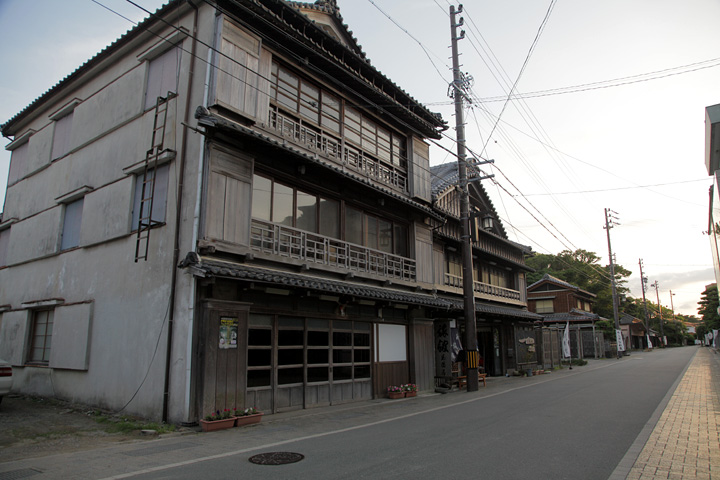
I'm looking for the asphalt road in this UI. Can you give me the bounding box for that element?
[109,347,696,480]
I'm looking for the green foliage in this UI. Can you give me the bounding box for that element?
[595,319,615,338]
[526,249,631,319]
[698,284,720,331]
[94,415,176,434]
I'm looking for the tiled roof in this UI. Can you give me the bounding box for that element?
[527,273,596,298]
[430,163,526,248]
[179,253,541,320]
[3,0,446,138]
[542,310,604,323]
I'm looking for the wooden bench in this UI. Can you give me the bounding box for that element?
[457,373,487,389]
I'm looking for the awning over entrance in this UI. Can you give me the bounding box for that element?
[181,254,454,308]
[179,253,541,321]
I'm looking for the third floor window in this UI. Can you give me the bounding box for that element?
[269,61,407,170]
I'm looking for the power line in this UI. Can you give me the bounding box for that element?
[481,0,556,155]
[521,179,709,196]
[479,56,720,102]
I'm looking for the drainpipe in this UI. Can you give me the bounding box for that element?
[163,0,199,424]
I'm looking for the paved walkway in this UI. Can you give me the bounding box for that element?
[623,348,720,480]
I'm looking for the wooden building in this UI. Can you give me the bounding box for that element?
[0,0,537,423]
[430,163,540,376]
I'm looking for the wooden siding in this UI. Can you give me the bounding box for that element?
[200,301,251,419]
[216,20,265,121]
[414,222,434,285]
[373,361,408,397]
[204,147,253,246]
[409,320,434,392]
[410,137,431,202]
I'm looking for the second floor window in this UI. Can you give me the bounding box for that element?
[60,198,84,250]
[482,265,513,289]
[535,299,554,314]
[251,174,408,257]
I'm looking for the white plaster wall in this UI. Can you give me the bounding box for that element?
[0,3,225,423]
[6,208,61,263]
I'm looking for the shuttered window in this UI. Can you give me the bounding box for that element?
[8,141,28,184]
[51,112,73,160]
[145,46,179,110]
[60,198,83,250]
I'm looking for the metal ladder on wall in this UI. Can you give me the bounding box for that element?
[134,93,174,262]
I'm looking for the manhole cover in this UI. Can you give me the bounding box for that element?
[248,452,304,465]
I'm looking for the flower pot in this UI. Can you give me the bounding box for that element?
[199,417,236,432]
[404,391,417,397]
[235,413,263,427]
[388,391,404,399]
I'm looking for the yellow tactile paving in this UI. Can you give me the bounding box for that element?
[627,348,720,480]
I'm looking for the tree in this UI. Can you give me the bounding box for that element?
[526,249,631,319]
[697,284,720,341]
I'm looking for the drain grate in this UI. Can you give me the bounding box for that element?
[248,452,304,465]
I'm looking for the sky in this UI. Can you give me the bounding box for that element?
[1,0,718,316]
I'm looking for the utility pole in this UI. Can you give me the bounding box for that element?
[638,259,651,345]
[604,208,621,358]
[651,281,664,347]
[669,290,676,323]
[450,4,478,391]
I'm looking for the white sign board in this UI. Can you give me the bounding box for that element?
[616,329,625,352]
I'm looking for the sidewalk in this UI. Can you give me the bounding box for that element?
[620,348,720,480]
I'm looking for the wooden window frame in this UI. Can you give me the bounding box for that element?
[28,309,54,366]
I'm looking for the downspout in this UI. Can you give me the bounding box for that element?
[163,0,199,424]
[183,7,215,421]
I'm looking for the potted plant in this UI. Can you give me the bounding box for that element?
[235,406,264,427]
[200,408,236,432]
[387,385,404,399]
[401,383,417,397]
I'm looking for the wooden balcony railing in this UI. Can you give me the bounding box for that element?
[268,107,408,192]
[251,219,416,282]
[444,273,522,302]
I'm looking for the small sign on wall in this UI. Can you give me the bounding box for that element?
[219,316,238,349]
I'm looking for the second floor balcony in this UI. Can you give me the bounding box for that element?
[250,219,416,283]
[444,273,524,304]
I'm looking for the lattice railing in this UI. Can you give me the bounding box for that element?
[269,107,408,192]
[444,273,521,301]
[251,219,416,282]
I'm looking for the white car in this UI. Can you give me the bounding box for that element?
[0,359,12,404]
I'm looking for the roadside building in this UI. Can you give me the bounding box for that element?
[430,163,540,377]
[0,0,536,423]
[527,273,605,360]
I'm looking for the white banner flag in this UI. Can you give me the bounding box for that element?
[616,329,625,352]
[647,334,653,349]
[562,322,571,358]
